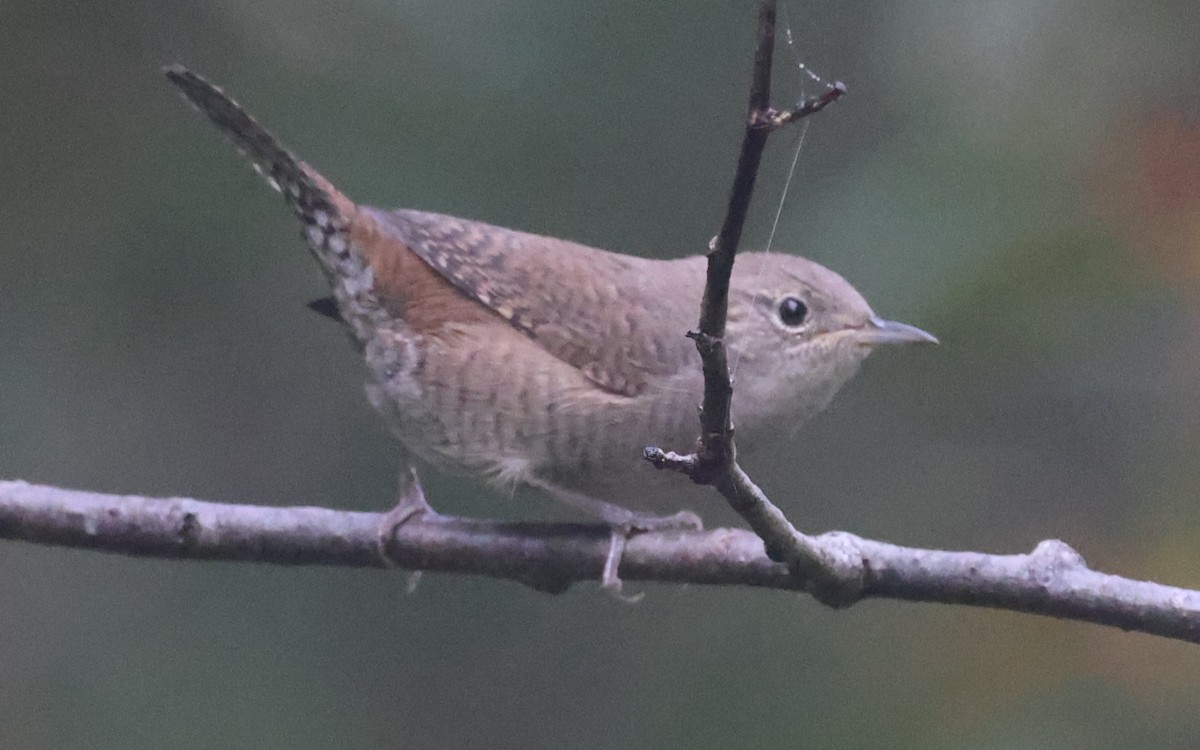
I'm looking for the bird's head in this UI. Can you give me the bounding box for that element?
[726,253,936,439]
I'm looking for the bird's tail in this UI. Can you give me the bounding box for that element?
[163,65,364,275]
[163,65,399,347]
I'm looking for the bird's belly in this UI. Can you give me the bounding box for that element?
[364,326,707,512]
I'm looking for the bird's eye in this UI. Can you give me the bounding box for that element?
[777,296,808,327]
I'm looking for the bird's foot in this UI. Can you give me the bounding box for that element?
[526,477,703,600]
[376,467,437,569]
[600,532,641,602]
[600,510,704,602]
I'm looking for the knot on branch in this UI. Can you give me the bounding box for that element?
[176,511,202,548]
[687,330,721,357]
[692,433,734,486]
[1029,539,1087,583]
[791,531,868,608]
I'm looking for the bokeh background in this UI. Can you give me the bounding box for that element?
[3,0,1200,747]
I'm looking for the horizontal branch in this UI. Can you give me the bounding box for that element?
[3,480,1199,643]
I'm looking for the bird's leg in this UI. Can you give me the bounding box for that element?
[530,479,702,600]
[376,465,437,569]
[600,533,639,602]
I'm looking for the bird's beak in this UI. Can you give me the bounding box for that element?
[856,316,939,346]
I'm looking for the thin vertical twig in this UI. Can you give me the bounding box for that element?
[649,0,860,603]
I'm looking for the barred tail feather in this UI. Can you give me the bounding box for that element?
[163,66,336,214]
[165,66,361,266]
[164,65,389,347]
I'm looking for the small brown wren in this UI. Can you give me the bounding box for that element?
[164,66,934,585]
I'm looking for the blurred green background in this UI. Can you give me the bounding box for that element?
[3,0,1200,747]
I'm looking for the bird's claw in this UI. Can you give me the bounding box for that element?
[376,468,436,569]
[600,510,703,601]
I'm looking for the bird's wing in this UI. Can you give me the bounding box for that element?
[373,208,702,397]
[163,66,701,398]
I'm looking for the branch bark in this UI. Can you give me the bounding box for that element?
[3,480,1198,643]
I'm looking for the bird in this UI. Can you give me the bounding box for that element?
[163,65,935,593]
